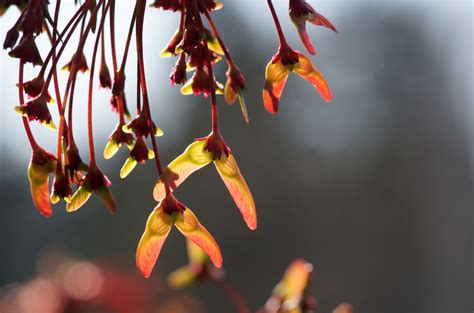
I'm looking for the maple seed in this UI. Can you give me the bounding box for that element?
[153,134,257,230]
[28,146,57,217]
[263,46,332,114]
[289,0,337,55]
[136,195,222,278]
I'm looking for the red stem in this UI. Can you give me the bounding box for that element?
[109,0,118,71]
[87,1,111,164]
[203,9,236,68]
[119,5,137,73]
[136,0,164,175]
[39,0,89,81]
[18,61,38,149]
[211,277,251,313]
[266,0,289,47]
[192,0,219,134]
[46,0,65,161]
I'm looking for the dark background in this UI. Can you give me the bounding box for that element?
[0,1,472,312]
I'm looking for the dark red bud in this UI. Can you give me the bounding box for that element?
[226,65,245,93]
[170,54,187,85]
[162,194,186,215]
[161,30,183,57]
[99,61,112,89]
[52,169,72,199]
[125,111,158,138]
[22,75,46,99]
[18,6,44,35]
[112,70,126,95]
[66,141,87,175]
[151,0,183,11]
[130,136,150,164]
[86,163,111,191]
[3,26,19,50]
[199,131,230,160]
[15,94,53,127]
[62,53,89,73]
[274,45,299,66]
[179,24,203,52]
[8,35,43,66]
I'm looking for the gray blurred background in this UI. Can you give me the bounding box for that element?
[0,1,473,312]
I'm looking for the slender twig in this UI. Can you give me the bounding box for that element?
[87,1,111,164]
[18,61,38,149]
[210,276,251,313]
[136,0,164,175]
[191,0,220,134]
[266,0,289,47]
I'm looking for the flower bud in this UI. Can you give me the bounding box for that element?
[8,35,43,66]
[62,52,89,73]
[99,61,112,89]
[15,94,55,129]
[3,26,19,50]
[170,54,187,85]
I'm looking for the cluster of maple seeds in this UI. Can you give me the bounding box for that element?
[2,0,336,282]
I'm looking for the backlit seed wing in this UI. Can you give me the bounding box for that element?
[292,52,332,102]
[96,185,116,214]
[28,162,53,217]
[136,205,173,278]
[214,153,257,230]
[168,266,197,289]
[153,140,213,202]
[175,208,223,268]
[332,303,354,313]
[283,259,313,299]
[263,59,290,114]
[66,186,92,212]
[291,15,317,55]
[308,11,338,33]
[103,140,120,160]
[187,239,209,265]
[120,157,137,179]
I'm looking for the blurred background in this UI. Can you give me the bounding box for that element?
[0,1,472,312]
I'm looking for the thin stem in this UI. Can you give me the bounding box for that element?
[203,8,236,68]
[109,0,118,71]
[192,0,219,134]
[63,0,105,146]
[211,277,251,313]
[100,1,107,66]
[18,61,38,149]
[39,1,89,80]
[266,0,289,47]
[46,0,65,161]
[87,1,111,164]
[136,58,141,114]
[136,0,164,173]
[136,0,164,175]
[119,4,137,73]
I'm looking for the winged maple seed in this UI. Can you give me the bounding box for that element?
[2,1,341,306]
[15,92,56,129]
[153,132,257,230]
[168,239,218,288]
[263,44,332,114]
[259,259,354,313]
[66,163,116,214]
[136,194,222,278]
[28,146,57,217]
[289,0,338,55]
